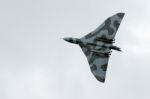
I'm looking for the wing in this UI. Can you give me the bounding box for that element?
[79,13,125,82]
[81,13,125,43]
[79,44,110,82]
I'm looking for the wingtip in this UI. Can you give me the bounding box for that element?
[117,12,125,18]
[94,75,106,83]
[117,12,125,14]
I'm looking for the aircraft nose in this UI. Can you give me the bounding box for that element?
[63,37,73,43]
[63,37,74,43]
[63,38,70,42]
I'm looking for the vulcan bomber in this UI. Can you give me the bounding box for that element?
[64,13,125,82]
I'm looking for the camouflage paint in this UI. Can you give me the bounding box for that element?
[64,12,125,82]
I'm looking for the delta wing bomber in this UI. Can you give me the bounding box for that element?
[63,13,125,82]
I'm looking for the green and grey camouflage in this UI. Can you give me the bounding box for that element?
[64,12,125,82]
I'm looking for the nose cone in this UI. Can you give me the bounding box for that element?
[63,37,79,44]
[63,37,70,42]
[63,37,74,43]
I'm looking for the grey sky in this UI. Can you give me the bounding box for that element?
[0,0,150,99]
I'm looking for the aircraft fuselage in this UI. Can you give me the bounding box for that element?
[63,37,121,52]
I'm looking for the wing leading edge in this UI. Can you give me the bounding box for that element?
[81,13,125,43]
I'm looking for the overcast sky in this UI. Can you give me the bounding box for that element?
[0,0,150,99]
